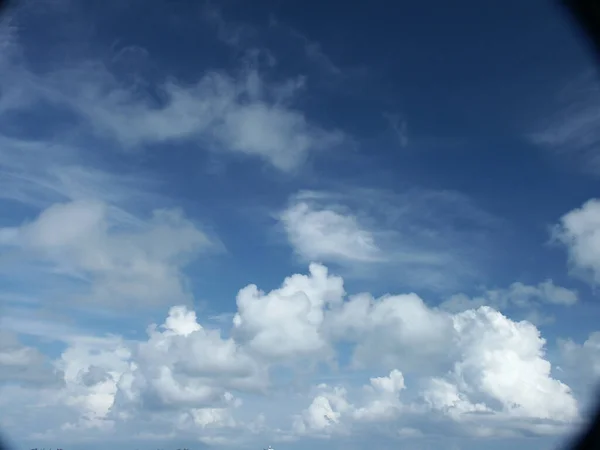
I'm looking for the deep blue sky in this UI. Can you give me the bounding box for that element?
[1,1,600,449]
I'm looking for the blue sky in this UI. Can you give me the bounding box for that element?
[1,0,600,449]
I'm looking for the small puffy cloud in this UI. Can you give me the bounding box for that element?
[280,199,384,264]
[352,370,406,422]
[293,370,408,438]
[0,200,214,307]
[554,198,600,285]
[293,385,352,436]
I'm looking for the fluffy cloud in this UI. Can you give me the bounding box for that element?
[233,263,345,361]
[327,292,454,372]
[554,198,600,284]
[115,305,266,416]
[293,370,407,437]
[57,335,131,431]
[0,200,214,307]
[1,264,580,446]
[280,197,384,264]
[425,307,577,423]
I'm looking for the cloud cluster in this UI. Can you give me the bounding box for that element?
[3,263,583,446]
[1,3,599,449]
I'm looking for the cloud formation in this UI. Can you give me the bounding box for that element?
[2,264,583,446]
[1,23,345,172]
[0,200,214,308]
[530,73,600,174]
[278,189,502,291]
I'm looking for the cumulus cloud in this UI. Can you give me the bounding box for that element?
[1,264,580,445]
[327,292,454,372]
[292,371,407,437]
[57,335,132,431]
[116,305,266,414]
[424,307,578,423]
[554,198,600,285]
[233,263,345,361]
[0,200,215,307]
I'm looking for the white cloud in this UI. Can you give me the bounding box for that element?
[4,264,580,445]
[440,279,578,313]
[0,199,215,307]
[292,370,408,438]
[293,385,352,436]
[425,307,578,423]
[278,189,500,290]
[530,72,600,174]
[327,292,454,372]
[280,198,384,263]
[233,263,345,361]
[119,305,267,412]
[554,198,600,285]
[0,31,345,172]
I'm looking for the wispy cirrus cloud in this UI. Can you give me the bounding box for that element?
[529,72,600,174]
[441,279,578,313]
[0,8,347,174]
[278,188,502,291]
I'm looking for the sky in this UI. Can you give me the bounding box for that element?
[1,0,600,449]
